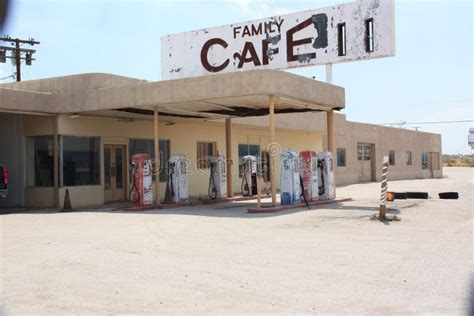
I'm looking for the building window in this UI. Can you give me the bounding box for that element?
[238,144,260,177]
[61,136,100,186]
[365,18,374,53]
[129,139,170,182]
[197,141,217,169]
[336,148,346,167]
[26,136,54,187]
[389,150,395,166]
[405,151,412,166]
[357,144,371,161]
[422,152,430,170]
[337,23,346,56]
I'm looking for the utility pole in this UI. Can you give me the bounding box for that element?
[0,36,40,81]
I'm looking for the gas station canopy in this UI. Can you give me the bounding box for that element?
[0,70,344,119]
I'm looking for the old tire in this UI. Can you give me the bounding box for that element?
[439,192,459,199]
[406,192,429,199]
[393,192,408,200]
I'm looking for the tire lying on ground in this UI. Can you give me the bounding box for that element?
[393,192,408,200]
[438,192,459,199]
[406,192,429,199]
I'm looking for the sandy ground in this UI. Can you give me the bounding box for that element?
[0,167,472,314]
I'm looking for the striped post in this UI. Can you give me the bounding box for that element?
[379,156,389,220]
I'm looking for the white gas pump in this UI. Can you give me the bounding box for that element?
[280,150,301,205]
[241,155,257,196]
[299,150,319,202]
[208,155,227,199]
[317,151,335,200]
[168,155,189,203]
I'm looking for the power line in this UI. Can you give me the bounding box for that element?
[380,120,474,126]
[0,35,40,82]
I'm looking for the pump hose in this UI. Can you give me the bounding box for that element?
[168,162,175,200]
[128,174,140,203]
[241,164,251,196]
[208,163,217,199]
[318,160,325,195]
[299,175,310,209]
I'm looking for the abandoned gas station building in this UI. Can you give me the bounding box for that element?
[0,71,442,208]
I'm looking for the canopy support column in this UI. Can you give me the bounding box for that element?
[269,95,277,207]
[153,107,160,206]
[225,118,233,198]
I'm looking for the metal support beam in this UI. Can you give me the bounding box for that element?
[269,95,277,206]
[153,107,160,206]
[53,115,59,208]
[225,118,233,198]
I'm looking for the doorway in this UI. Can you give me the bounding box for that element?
[104,144,127,203]
[357,143,375,182]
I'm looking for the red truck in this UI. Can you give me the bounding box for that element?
[0,165,8,198]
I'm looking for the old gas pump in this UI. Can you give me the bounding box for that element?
[280,150,301,205]
[208,155,227,199]
[168,155,189,203]
[129,153,154,206]
[299,150,319,202]
[317,151,335,200]
[241,155,257,196]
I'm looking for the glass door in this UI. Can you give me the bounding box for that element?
[104,145,127,203]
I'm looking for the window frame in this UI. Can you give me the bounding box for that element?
[405,151,412,166]
[238,143,261,177]
[196,141,217,169]
[357,143,371,161]
[60,135,101,187]
[421,152,430,170]
[389,150,395,166]
[365,18,374,53]
[336,148,346,167]
[337,23,346,57]
[26,135,54,188]
[128,138,170,183]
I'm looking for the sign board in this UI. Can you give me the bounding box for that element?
[161,0,395,80]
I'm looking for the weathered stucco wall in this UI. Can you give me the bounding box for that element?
[19,111,442,208]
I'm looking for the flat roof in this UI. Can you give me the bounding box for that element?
[0,70,345,119]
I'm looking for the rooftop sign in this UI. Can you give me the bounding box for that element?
[161,0,395,80]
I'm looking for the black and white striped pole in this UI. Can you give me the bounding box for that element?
[379,156,389,220]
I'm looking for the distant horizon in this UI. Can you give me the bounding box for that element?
[0,0,472,154]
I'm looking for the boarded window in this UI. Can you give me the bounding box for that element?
[337,148,346,167]
[422,152,430,170]
[405,151,412,166]
[389,150,395,166]
[197,141,217,169]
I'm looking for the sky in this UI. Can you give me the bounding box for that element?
[1,0,473,154]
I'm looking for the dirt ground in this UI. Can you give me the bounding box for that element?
[1,167,472,314]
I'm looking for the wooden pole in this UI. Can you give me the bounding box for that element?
[225,118,233,198]
[379,156,389,220]
[53,115,59,207]
[269,95,277,206]
[153,107,160,206]
[327,110,335,156]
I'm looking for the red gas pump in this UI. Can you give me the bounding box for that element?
[130,154,154,207]
[299,151,319,202]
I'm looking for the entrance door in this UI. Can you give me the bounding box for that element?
[357,143,374,182]
[104,145,126,203]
